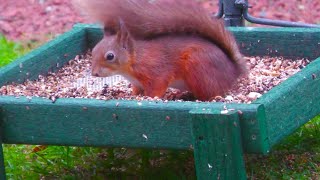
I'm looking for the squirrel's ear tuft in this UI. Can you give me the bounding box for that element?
[116,19,134,51]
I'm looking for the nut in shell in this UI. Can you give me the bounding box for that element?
[247,92,262,101]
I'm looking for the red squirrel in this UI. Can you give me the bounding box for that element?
[73,0,247,101]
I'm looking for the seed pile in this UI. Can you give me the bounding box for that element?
[0,53,310,103]
[223,56,309,103]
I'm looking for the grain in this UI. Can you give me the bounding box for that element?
[0,52,310,103]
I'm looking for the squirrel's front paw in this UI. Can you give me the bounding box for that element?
[131,85,144,96]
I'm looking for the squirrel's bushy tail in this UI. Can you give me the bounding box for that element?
[73,0,246,74]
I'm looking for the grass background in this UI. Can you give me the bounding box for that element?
[1,35,320,179]
[0,35,26,67]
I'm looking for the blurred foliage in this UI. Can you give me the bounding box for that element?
[0,34,26,67]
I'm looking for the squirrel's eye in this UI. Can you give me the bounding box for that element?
[105,51,115,61]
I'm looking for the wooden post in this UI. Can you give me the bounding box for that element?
[190,109,246,180]
[0,107,6,179]
[0,143,5,180]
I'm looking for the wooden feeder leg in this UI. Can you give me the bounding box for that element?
[0,107,6,180]
[0,143,5,180]
[190,110,246,180]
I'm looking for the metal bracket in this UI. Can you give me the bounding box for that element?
[215,0,320,28]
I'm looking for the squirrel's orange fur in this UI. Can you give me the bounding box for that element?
[73,0,247,101]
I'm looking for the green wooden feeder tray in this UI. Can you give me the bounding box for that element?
[0,24,320,179]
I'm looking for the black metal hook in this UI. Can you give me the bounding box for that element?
[214,0,320,28]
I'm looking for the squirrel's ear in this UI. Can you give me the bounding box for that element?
[116,19,134,51]
[104,26,116,36]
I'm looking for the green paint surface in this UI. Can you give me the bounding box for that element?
[0,96,266,153]
[190,110,246,179]
[0,25,320,179]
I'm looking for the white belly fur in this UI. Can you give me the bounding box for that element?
[121,74,143,88]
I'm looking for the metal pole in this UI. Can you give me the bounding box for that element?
[242,8,320,28]
[223,0,245,26]
[235,0,320,28]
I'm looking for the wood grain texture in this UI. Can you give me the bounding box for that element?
[73,24,103,50]
[0,27,87,87]
[230,27,320,59]
[190,110,246,180]
[0,96,267,153]
[255,57,320,146]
